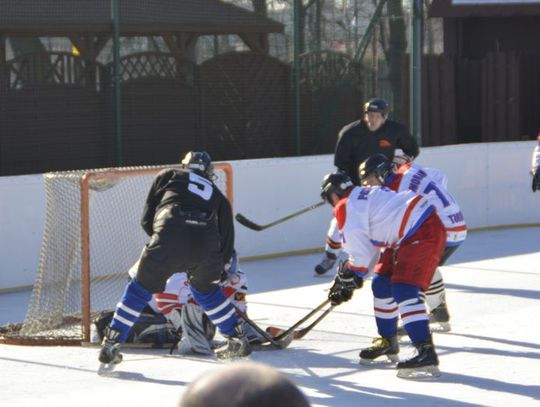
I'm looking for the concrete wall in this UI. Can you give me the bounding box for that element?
[1,142,539,291]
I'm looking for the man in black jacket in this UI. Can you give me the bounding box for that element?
[314,98,419,275]
[334,98,419,185]
[98,152,251,373]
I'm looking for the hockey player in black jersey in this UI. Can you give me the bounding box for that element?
[98,151,251,372]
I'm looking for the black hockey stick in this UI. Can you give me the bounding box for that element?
[265,299,331,341]
[235,201,326,231]
[233,305,294,349]
[266,300,334,340]
[290,305,335,339]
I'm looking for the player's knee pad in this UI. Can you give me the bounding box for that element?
[391,282,420,304]
[371,274,392,298]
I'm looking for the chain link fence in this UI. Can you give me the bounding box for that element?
[0,0,443,175]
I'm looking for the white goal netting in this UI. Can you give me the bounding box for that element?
[0,164,232,345]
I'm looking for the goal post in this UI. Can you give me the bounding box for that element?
[0,163,233,346]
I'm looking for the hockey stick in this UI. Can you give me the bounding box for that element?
[235,201,325,231]
[290,305,335,339]
[266,301,334,340]
[233,305,294,349]
[266,299,331,341]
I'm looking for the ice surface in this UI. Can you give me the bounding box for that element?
[1,227,539,407]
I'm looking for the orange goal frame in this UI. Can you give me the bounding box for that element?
[79,164,233,343]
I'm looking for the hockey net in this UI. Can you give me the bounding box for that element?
[0,163,233,345]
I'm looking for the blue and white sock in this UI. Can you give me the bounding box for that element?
[392,283,430,344]
[190,286,238,336]
[371,274,399,337]
[109,279,152,342]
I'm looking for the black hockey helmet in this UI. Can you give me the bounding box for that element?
[181,151,214,179]
[363,98,389,117]
[320,171,354,203]
[358,154,395,186]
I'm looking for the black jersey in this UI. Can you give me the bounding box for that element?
[140,168,234,263]
[334,119,419,185]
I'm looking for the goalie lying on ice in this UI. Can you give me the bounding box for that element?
[94,255,263,355]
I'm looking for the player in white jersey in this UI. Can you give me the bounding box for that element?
[531,134,540,192]
[315,160,448,277]
[359,154,467,331]
[320,172,446,378]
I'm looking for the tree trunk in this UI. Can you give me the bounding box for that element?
[252,0,267,16]
[313,0,323,52]
[386,0,407,122]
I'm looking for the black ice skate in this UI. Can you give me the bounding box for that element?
[97,327,123,375]
[429,302,451,332]
[215,322,252,360]
[396,338,441,379]
[314,252,337,275]
[359,336,399,365]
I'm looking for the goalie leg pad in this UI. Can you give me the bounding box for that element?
[191,286,238,336]
[175,303,215,355]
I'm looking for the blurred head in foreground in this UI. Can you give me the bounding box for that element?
[179,361,311,407]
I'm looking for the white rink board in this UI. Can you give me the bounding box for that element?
[1,141,539,289]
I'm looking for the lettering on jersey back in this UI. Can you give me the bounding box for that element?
[409,169,428,193]
[357,188,370,200]
[448,211,464,224]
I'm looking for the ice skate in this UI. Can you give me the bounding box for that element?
[314,252,337,275]
[215,322,252,360]
[396,339,441,379]
[97,327,123,375]
[241,319,266,345]
[429,302,451,332]
[359,336,399,365]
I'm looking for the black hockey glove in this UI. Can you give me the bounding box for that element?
[328,261,364,306]
[532,168,540,192]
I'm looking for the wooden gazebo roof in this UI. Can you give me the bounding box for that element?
[0,0,284,35]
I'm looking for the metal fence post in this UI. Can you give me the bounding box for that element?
[112,0,123,165]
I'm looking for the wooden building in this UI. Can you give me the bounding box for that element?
[421,0,540,145]
[0,0,287,175]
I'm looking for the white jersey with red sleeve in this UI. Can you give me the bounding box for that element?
[148,270,249,315]
[396,162,449,189]
[387,165,467,246]
[334,186,435,274]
